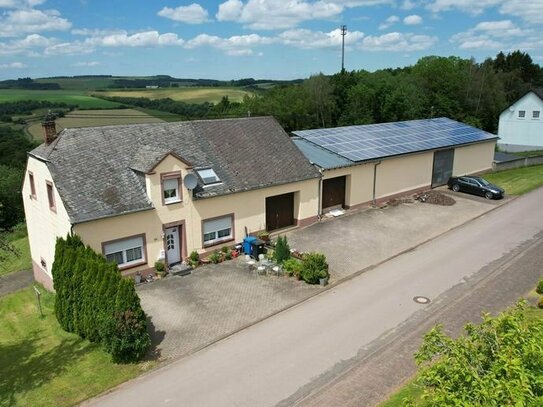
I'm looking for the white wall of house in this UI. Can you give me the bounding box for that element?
[498,92,543,151]
[22,157,73,290]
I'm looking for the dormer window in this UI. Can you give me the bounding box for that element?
[161,172,182,205]
[197,168,221,185]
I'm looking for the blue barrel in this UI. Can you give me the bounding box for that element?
[243,236,257,255]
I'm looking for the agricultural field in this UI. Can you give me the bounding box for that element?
[0,89,121,109]
[95,87,252,104]
[26,109,165,140]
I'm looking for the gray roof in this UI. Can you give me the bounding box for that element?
[30,117,319,224]
[293,118,498,164]
[292,137,352,169]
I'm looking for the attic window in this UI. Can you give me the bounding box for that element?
[197,168,221,185]
[518,110,526,118]
[533,111,540,119]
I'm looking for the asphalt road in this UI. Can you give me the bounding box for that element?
[84,187,543,407]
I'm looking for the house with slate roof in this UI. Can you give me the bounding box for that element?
[498,89,543,152]
[23,115,497,290]
[23,116,320,289]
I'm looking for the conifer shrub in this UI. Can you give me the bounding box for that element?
[536,278,543,295]
[274,236,291,264]
[51,235,150,363]
[300,252,329,284]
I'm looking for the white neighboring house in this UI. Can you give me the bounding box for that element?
[498,89,543,152]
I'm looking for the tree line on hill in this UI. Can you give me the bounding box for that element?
[0,100,75,123]
[95,51,542,134]
[0,77,61,90]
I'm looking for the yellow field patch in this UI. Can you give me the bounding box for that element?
[27,109,163,140]
[96,87,251,104]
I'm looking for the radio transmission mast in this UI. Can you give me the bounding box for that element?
[340,25,347,71]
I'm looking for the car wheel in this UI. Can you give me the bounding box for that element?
[485,191,493,200]
[452,184,460,192]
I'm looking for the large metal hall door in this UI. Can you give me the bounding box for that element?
[432,149,454,187]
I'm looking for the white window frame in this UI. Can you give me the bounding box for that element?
[103,235,145,268]
[533,110,540,119]
[163,177,181,204]
[196,168,221,185]
[202,215,233,246]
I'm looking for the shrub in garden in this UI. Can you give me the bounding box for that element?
[274,236,291,264]
[51,235,150,363]
[536,278,543,295]
[538,296,543,309]
[154,261,165,273]
[282,258,302,278]
[300,252,329,284]
[209,251,221,264]
[188,250,200,267]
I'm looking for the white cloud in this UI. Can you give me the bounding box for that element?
[279,27,364,48]
[426,0,501,15]
[360,32,437,51]
[400,0,416,10]
[185,32,273,55]
[451,20,531,50]
[379,15,399,30]
[0,0,45,8]
[0,61,27,69]
[44,41,94,55]
[0,33,52,55]
[73,61,100,67]
[87,30,184,47]
[0,8,71,37]
[215,0,344,30]
[216,0,243,20]
[426,0,543,24]
[403,14,422,25]
[157,3,209,24]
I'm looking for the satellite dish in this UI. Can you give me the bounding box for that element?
[183,173,198,190]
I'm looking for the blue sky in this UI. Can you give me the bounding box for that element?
[0,0,542,80]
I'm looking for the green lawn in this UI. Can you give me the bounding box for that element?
[511,150,543,158]
[0,287,154,407]
[485,164,543,195]
[0,89,121,109]
[1,225,31,276]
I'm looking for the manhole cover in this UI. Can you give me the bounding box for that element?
[413,296,431,304]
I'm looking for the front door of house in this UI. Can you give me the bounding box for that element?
[165,226,181,265]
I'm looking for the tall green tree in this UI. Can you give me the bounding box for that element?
[414,302,543,406]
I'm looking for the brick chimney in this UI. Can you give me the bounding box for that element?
[42,114,57,145]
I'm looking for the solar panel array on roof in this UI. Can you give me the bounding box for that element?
[292,117,498,163]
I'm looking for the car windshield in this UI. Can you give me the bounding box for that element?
[475,177,491,186]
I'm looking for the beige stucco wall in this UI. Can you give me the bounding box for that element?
[375,152,434,199]
[453,141,496,176]
[22,157,72,282]
[74,154,319,273]
[323,164,374,208]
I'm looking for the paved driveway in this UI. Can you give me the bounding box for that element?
[138,260,318,360]
[287,189,510,279]
[138,189,509,361]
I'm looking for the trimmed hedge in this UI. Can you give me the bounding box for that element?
[536,279,543,295]
[52,235,150,363]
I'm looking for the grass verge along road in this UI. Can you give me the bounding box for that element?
[0,287,154,407]
[485,164,543,195]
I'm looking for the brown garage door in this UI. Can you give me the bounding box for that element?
[322,176,346,210]
[266,192,294,231]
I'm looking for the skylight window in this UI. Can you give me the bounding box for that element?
[197,168,221,185]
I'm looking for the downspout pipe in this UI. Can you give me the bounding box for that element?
[372,161,382,207]
[317,165,323,218]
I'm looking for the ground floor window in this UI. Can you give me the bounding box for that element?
[103,235,145,267]
[203,215,233,246]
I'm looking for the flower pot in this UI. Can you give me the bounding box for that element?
[319,277,329,287]
[134,273,141,284]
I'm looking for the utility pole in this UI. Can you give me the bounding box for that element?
[340,25,347,72]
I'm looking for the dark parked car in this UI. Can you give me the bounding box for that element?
[447,176,504,200]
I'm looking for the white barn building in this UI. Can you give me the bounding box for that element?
[498,89,543,152]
